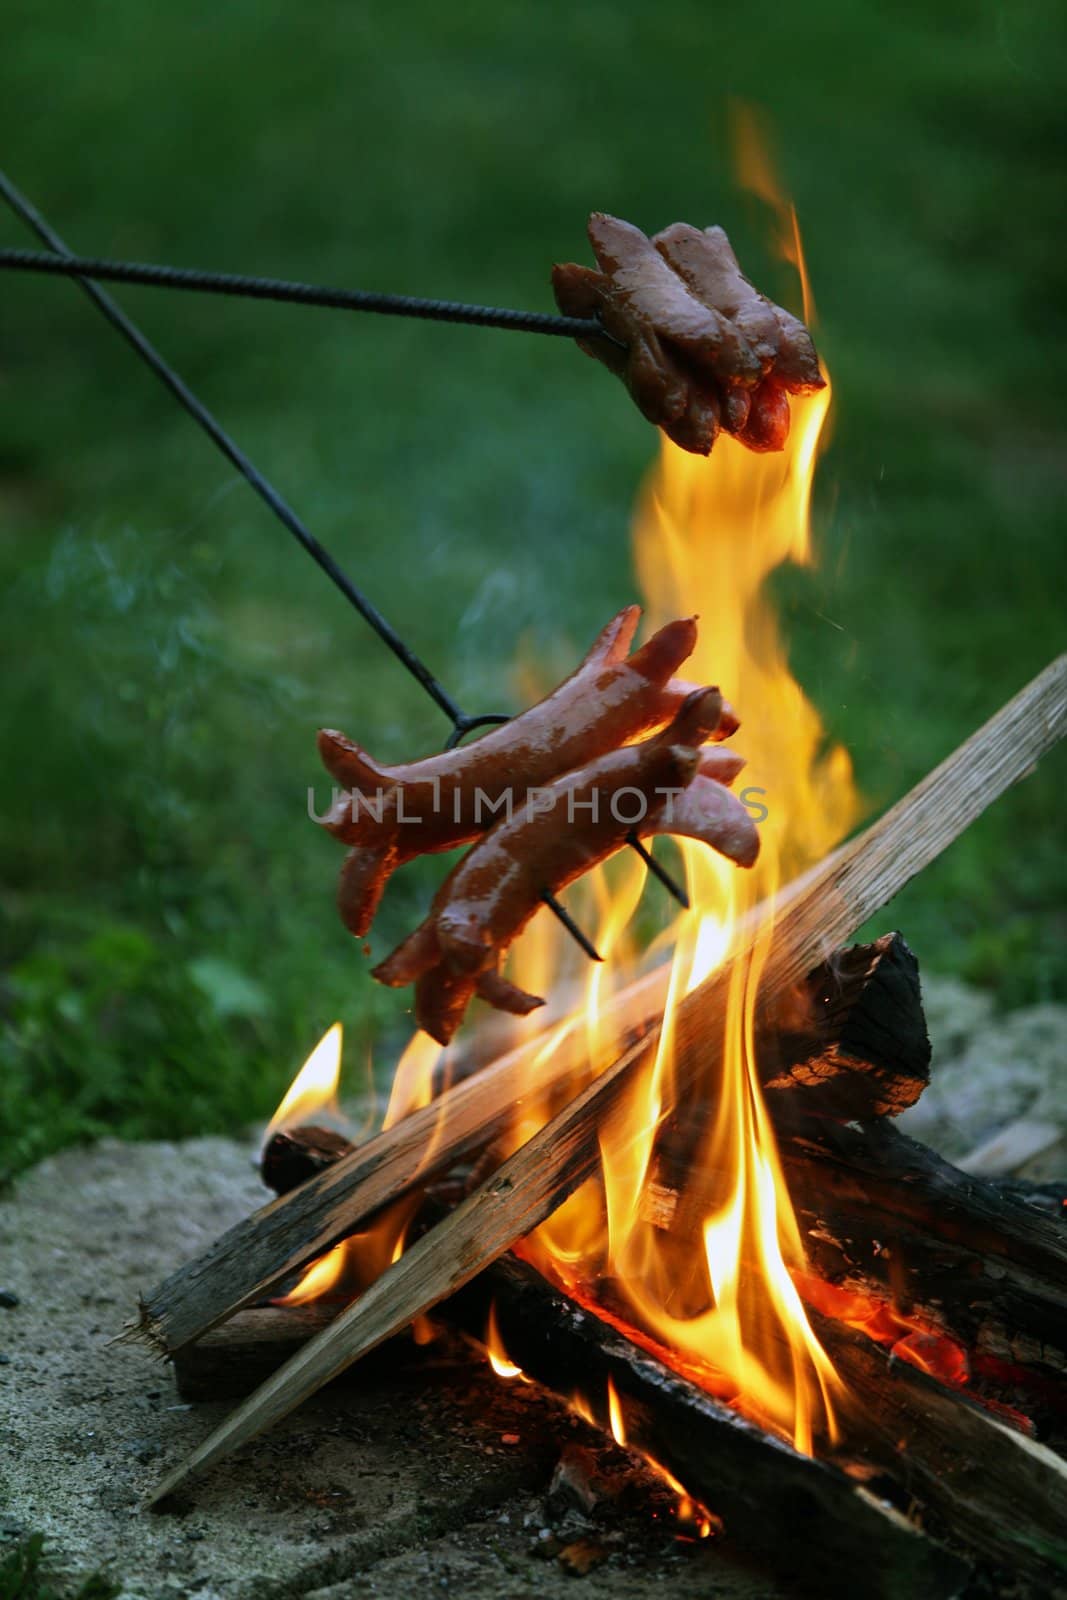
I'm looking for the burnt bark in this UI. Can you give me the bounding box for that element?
[137,934,929,1357]
[649,1117,1067,1384]
[170,1248,1067,1593]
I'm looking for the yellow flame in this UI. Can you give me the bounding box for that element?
[607,1376,627,1446]
[570,1391,596,1427]
[486,1302,523,1378]
[605,1376,717,1538]
[510,146,859,1453]
[264,1022,342,1142]
[263,1020,419,1305]
[276,1239,348,1306]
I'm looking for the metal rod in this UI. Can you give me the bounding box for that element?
[0,174,686,956]
[0,173,464,725]
[539,891,603,963]
[0,244,610,342]
[626,834,690,910]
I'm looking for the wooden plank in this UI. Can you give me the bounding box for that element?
[147,654,1067,1499]
[171,1255,1067,1590]
[138,929,930,1355]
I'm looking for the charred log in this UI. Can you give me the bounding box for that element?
[137,932,929,1358]
[259,1125,353,1197]
[169,1248,1067,1594]
[648,1117,1067,1384]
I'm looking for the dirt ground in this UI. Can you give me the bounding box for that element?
[0,1135,783,1600]
[2,975,1064,1599]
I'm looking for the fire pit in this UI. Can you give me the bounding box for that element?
[130,255,1066,1591]
[1,153,1064,1599]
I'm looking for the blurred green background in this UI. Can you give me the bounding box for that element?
[1,1,1064,1180]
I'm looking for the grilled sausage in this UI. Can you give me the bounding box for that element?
[319,607,735,936]
[553,213,824,456]
[373,689,756,1043]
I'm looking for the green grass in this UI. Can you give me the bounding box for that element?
[0,1536,118,1600]
[1,1,1064,1179]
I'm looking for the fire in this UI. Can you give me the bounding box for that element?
[505,144,859,1454]
[606,1375,627,1445]
[486,1302,524,1379]
[265,1021,418,1305]
[269,133,869,1477]
[277,1240,348,1306]
[263,1022,343,1143]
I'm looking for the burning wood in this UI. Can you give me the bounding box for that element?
[169,1112,1067,1591]
[139,930,927,1359]
[648,1116,1067,1386]
[138,655,1065,1365]
[137,664,1066,1596]
[142,657,1065,1509]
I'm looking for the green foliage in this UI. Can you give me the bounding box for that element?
[0,1536,118,1600]
[0,1,1064,1179]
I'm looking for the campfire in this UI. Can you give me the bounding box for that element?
[127,190,1067,1596]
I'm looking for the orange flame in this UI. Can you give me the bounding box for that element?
[486,1302,524,1379]
[277,1240,349,1306]
[606,1375,627,1445]
[264,1021,418,1305]
[263,1022,342,1144]
[270,127,871,1477]
[502,135,859,1455]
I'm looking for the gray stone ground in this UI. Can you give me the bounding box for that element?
[0,1141,773,1600]
[1,976,1064,1599]
[898,978,1066,1174]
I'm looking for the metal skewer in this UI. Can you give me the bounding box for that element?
[0,244,618,343]
[0,173,690,963]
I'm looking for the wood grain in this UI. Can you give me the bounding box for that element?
[147,654,1066,1499]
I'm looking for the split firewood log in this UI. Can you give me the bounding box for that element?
[373,688,758,1043]
[317,605,736,937]
[552,213,824,455]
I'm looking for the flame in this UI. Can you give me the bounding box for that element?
[264,1019,419,1305]
[486,1302,524,1378]
[271,129,875,1484]
[263,1022,343,1143]
[595,161,856,1444]
[606,1375,627,1445]
[650,1461,717,1541]
[503,134,860,1456]
[277,1240,348,1306]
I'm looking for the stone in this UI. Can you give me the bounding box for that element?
[0,1137,780,1600]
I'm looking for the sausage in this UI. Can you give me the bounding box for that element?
[653,222,784,376]
[373,689,752,1043]
[318,606,736,935]
[735,377,791,453]
[585,213,760,387]
[639,759,760,870]
[552,213,824,457]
